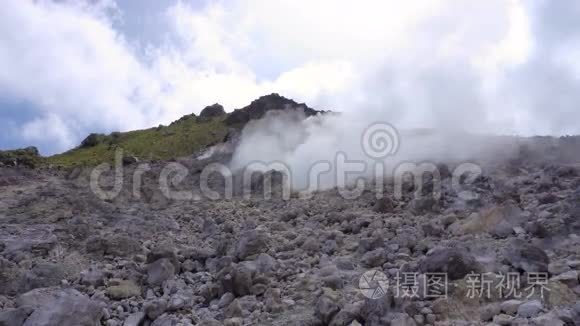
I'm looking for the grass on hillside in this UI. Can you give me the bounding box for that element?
[0,147,43,168]
[46,116,229,167]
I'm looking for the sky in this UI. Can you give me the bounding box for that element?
[1,0,580,155]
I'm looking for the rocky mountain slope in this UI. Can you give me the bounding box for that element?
[0,94,321,168]
[1,100,580,325]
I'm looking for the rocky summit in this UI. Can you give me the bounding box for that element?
[1,109,580,326]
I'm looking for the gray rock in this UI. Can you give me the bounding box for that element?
[389,313,417,326]
[314,294,340,325]
[232,263,255,297]
[218,292,235,308]
[22,263,65,292]
[147,258,175,286]
[17,288,103,326]
[517,300,543,318]
[255,253,276,274]
[301,238,321,254]
[79,267,106,287]
[480,303,501,321]
[0,258,24,295]
[123,312,146,326]
[361,249,387,268]
[549,261,572,276]
[500,300,522,315]
[147,243,179,269]
[150,314,178,326]
[492,314,513,325]
[144,298,167,320]
[104,235,141,257]
[552,270,579,288]
[224,299,243,318]
[329,303,361,326]
[200,103,226,118]
[409,197,439,215]
[168,290,194,311]
[0,306,33,326]
[264,288,283,313]
[373,197,394,213]
[235,230,269,260]
[223,318,243,326]
[531,312,564,326]
[504,241,549,273]
[422,222,443,237]
[419,247,480,280]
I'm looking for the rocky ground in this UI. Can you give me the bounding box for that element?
[1,136,580,325]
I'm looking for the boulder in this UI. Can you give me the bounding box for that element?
[419,247,480,280]
[517,300,543,318]
[22,263,65,292]
[147,243,179,269]
[123,312,146,326]
[0,307,33,326]
[459,202,524,237]
[199,104,226,119]
[16,288,103,326]
[373,197,394,213]
[503,240,549,273]
[361,249,387,268]
[144,299,168,320]
[315,292,341,325]
[104,235,141,257]
[235,230,269,260]
[147,258,175,286]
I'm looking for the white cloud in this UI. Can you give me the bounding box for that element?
[0,0,579,154]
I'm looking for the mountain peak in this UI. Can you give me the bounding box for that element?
[224,93,321,126]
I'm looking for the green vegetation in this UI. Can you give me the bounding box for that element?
[0,146,43,168]
[46,116,230,167]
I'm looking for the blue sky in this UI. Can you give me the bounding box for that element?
[1,0,580,155]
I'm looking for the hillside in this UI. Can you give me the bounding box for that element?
[2,130,580,325]
[43,94,321,167]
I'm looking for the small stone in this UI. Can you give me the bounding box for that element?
[225,299,243,319]
[419,247,480,280]
[500,300,522,315]
[552,270,579,288]
[264,288,283,313]
[549,261,572,275]
[413,314,424,325]
[425,314,436,324]
[147,258,175,286]
[123,312,146,326]
[361,249,387,268]
[492,314,513,325]
[235,230,269,260]
[480,303,501,321]
[223,317,243,326]
[0,307,33,326]
[517,300,543,318]
[315,291,341,324]
[531,312,564,326]
[144,299,167,320]
[218,293,235,308]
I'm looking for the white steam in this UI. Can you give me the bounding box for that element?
[229,110,514,191]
